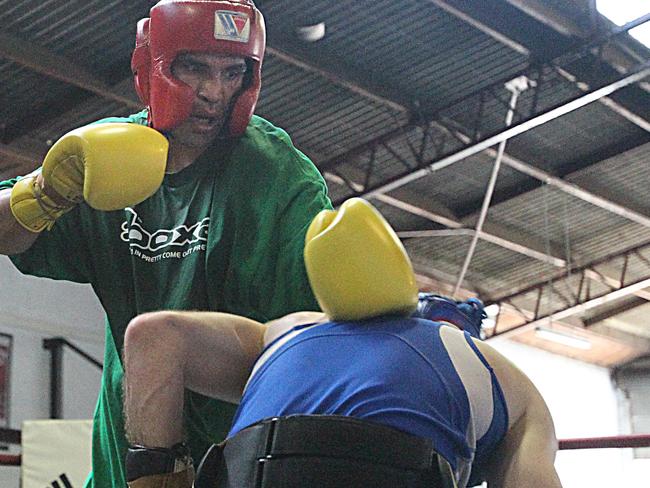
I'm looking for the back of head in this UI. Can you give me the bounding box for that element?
[131,0,266,135]
[304,198,418,321]
[413,293,486,339]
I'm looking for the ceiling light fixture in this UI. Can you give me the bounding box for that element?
[595,0,650,48]
[535,326,593,350]
[296,22,326,42]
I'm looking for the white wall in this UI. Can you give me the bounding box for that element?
[0,256,105,487]
[490,338,650,488]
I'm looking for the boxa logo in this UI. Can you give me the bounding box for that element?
[120,208,209,252]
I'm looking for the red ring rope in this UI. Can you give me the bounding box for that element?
[559,433,650,450]
[0,454,20,466]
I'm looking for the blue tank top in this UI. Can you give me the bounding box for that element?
[229,317,508,487]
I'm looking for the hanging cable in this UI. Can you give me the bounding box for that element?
[453,76,534,297]
[563,193,573,282]
[543,183,555,327]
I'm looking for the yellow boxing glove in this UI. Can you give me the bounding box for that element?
[10,123,168,232]
[304,197,418,321]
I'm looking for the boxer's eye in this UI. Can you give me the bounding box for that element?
[172,57,208,77]
[183,61,205,74]
[223,66,247,83]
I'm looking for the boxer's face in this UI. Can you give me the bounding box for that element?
[169,52,247,147]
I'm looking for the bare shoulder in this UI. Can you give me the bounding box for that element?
[263,311,328,346]
[472,338,562,487]
[470,338,536,428]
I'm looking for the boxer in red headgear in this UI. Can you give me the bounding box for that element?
[131,0,265,136]
[0,1,332,488]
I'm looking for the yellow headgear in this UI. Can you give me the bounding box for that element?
[304,198,418,321]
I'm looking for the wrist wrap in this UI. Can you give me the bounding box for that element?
[9,175,75,233]
[126,442,193,482]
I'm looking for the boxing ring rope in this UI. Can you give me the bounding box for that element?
[0,429,648,467]
[0,427,21,466]
[0,454,20,466]
[558,433,650,450]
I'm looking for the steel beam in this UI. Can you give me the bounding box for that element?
[583,296,650,326]
[330,170,650,334]
[426,0,529,55]
[267,47,409,114]
[439,0,650,123]
[436,116,650,229]
[487,242,650,338]
[396,228,565,267]
[496,146,650,229]
[0,32,140,108]
[324,172,566,266]
[502,276,650,336]
[0,144,36,163]
[492,241,650,302]
[556,67,650,133]
[505,0,584,37]
[334,63,649,204]
[314,55,650,235]
[0,143,40,175]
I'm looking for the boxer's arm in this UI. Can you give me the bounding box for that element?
[125,311,267,405]
[0,187,39,255]
[176,312,266,402]
[123,311,266,449]
[8,123,167,234]
[166,310,325,399]
[474,340,563,488]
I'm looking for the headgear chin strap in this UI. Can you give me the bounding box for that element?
[304,198,419,321]
[131,0,266,136]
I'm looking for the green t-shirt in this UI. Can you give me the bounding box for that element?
[1,112,332,487]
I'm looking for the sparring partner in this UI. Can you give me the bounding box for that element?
[0,1,331,487]
[122,198,563,488]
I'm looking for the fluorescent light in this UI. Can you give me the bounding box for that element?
[595,0,650,48]
[535,327,593,350]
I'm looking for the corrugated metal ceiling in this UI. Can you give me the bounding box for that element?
[0,0,649,364]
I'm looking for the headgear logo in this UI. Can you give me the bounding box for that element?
[214,10,251,42]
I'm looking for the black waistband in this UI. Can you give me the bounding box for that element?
[195,415,457,488]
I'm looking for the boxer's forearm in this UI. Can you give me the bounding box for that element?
[123,310,265,448]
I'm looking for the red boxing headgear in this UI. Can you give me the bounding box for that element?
[131,0,266,136]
